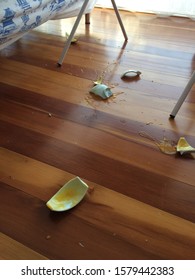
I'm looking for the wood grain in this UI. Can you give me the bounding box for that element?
[0,8,195,260]
[0,233,48,260]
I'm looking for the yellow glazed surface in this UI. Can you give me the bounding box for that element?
[46,177,89,211]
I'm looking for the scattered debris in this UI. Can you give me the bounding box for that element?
[158,138,177,155]
[78,241,85,248]
[146,121,153,125]
[46,235,51,240]
[139,131,195,156]
[93,61,118,86]
[88,62,141,103]
[89,61,124,101]
[87,185,95,194]
[139,131,177,155]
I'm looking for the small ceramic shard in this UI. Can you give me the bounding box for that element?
[90,84,113,99]
[65,32,78,43]
[176,137,195,155]
[93,76,103,85]
[121,70,142,79]
[46,177,89,211]
[46,235,51,240]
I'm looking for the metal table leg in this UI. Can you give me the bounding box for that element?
[85,13,90,24]
[58,0,128,66]
[57,0,90,66]
[111,0,128,41]
[170,71,195,118]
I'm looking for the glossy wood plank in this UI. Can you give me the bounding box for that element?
[1,108,195,223]
[0,233,48,260]
[0,182,158,260]
[0,8,195,260]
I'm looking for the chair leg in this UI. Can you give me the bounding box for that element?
[111,0,128,41]
[57,0,90,66]
[170,70,195,118]
[57,0,128,66]
[85,13,90,24]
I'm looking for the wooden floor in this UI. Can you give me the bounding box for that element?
[0,8,195,260]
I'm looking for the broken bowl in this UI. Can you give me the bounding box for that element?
[176,137,195,155]
[46,177,89,211]
[121,70,142,79]
[90,84,113,99]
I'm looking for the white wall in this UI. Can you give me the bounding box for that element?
[95,0,195,18]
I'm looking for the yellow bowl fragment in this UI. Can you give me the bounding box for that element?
[176,137,195,155]
[46,177,89,211]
